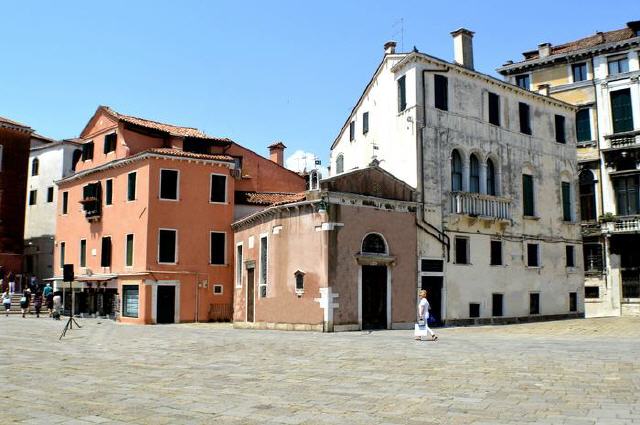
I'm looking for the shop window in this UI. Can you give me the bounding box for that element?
[210,174,227,203]
[122,285,139,318]
[492,293,503,317]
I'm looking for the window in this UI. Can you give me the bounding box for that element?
[469,154,480,193]
[583,241,603,273]
[527,243,539,267]
[213,284,223,295]
[614,176,639,216]
[492,293,503,317]
[519,103,531,135]
[522,174,535,216]
[31,158,39,176]
[566,245,575,268]
[47,186,54,203]
[259,236,268,297]
[572,63,587,82]
[579,170,596,221]
[515,74,530,90]
[529,293,540,315]
[101,236,112,268]
[608,56,629,76]
[469,303,480,318]
[488,92,500,126]
[398,75,407,112]
[585,286,600,299]
[555,115,566,143]
[295,271,305,292]
[421,259,444,272]
[490,240,502,266]
[434,75,448,111]
[335,154,344,174]
[59,242,65,268]
[29,190,37,205]
[82,141,94,161]
[158,229,177,264]
[210,232,225,265]
[569,292,577,312]
[363,112,369,134]
[455,237,469,264]
[80,239,87,268]
[105,179,113,206]
[235,244,243,288]
[349,121,355,141]
[210,174,227,203]
[610,89,634,134]
[127,172,137,201]
[486,158,496,196]
[159,169,179,200]
[122,285,139,318]
[576,109,591,142]
[125,234,134,267]
[62,191,68,214]
[362,233,387,254]
[103,133,117,154]
[562,181,572,221]
[451,150,462,191]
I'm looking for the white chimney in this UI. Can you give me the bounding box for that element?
[538,43,552,58]
[451,28,475,70]
[384,41,397,55]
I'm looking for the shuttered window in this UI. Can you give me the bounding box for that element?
[398,76,407,112]
[101,236,112,267]
[576,109,591,142]
[562,182,572,221]
[579,170,596,221]
[611,89,634,134]
[103,133,117,154]
[522,174,535,216]
[127,172,137,201]
[82,141,94,161]
[614,176,639,216]
[434,75,448,111]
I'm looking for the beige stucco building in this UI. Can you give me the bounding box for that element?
[330,29,584,325]
[498,21,640,317]
[232,166,418,331]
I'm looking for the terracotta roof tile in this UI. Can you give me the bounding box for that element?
[240,191,306,206]
[102,106,232,142]
[0,116,32,131]
[145,148,234,162]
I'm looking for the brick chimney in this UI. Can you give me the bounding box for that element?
[268,142,286,167]
[384,41,397,55]
[538,42,552,58]
[451,28,475,70]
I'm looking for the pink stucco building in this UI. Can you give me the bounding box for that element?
[232,166,418,331]
[54,106,304,323]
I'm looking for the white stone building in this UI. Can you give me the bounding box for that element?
[330,29,584,324]
[24,137,81,281]
[498,21,640,317]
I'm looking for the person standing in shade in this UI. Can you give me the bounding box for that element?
[2,291,10,316]
[414,289,438,341]
[33,290,43,318]
[20,288,31,318]
[43,284,53,317]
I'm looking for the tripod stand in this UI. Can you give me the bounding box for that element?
[59,279,81,340]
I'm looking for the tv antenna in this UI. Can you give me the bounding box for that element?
[393,18,404,52]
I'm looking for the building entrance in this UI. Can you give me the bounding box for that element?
[156,285,175,324]
[246,268,255,322]
[362,265,387,330]
[421,276,443,326]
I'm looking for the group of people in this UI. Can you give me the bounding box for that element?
[2,283,58,318]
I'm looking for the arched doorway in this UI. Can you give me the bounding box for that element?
[358,233,392,330]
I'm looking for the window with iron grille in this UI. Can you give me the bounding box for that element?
[583,243,603,273]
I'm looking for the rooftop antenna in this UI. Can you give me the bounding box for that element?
[392,18,404,52]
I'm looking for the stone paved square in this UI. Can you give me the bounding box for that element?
[2,316,640,424]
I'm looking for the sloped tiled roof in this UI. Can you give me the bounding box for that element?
[238,191,306,206]
[146,148,234,162]
[101,106,232,142]
[0,116,32,131]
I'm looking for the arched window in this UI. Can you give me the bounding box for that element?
[308,169,320,190]
[579,169,596,221]
[336,154,344,174]
[451,150,462,191]
[469,154,480,193]
[486,158,496,196]
[362,233,387,254]
[31,158,39,176]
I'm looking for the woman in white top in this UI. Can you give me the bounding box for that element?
[414,289,437,341]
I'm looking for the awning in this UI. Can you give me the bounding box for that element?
[75,275,116,282]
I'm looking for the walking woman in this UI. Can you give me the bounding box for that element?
[2,291,10,316]
[414,289,438,341]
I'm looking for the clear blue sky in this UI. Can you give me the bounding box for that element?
[0,1,636,168]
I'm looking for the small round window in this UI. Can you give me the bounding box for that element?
[362,233,387,254]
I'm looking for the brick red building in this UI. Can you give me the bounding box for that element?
[0,117,33,277]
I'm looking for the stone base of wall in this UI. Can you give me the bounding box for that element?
[445,312,584,327]
[621,303,640,317]
[234,321,324,332]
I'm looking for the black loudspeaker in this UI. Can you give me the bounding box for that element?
[63,264,74,282]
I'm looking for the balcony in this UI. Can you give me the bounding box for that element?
[449,192,511,221]
[601,215,640,234]
[604,130,640,150]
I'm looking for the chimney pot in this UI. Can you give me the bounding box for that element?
[538,42,552,58]
[384,41,397,55]
[451,28,475,70]
[268,141,286,167]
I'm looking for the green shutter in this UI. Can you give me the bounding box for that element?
[611,89,634,133]
[576,109,591,142]
[126,235,134,267]
[398,76,406,112]
[523,174,534,216]
[562,182,572,221]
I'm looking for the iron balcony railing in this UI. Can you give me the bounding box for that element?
[449,192,511,221]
